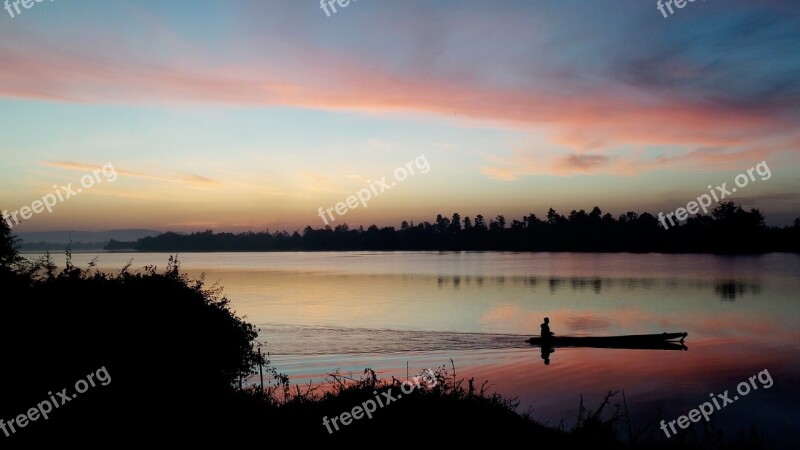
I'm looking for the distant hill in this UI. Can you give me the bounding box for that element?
[16,229,161,251]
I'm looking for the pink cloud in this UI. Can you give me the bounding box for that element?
[1,40,797,178]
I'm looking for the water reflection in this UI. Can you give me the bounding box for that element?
[541,344,554,365]
[431,274,761,300]
[533,340,688,366]
[715,280,762,301]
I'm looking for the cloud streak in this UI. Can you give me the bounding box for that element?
[41,161,218,187]
[0,0,797,180]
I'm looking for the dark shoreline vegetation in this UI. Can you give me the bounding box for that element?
[105,202,799,254]
[0,221,767,446]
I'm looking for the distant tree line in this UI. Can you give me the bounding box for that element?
[20,241,110,251]
[105,202,800,253]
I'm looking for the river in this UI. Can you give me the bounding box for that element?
[28,251,800,447]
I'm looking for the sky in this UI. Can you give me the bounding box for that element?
[0,0,798,232]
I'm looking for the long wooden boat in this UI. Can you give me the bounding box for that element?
[528,332,687,349]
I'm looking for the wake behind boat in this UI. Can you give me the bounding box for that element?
[528,332,688,350]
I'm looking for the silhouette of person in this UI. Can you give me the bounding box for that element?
[540,317,554,339]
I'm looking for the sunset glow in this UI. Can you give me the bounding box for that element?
[1,0,798,232]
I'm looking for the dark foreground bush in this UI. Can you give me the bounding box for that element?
[0,250,264,444]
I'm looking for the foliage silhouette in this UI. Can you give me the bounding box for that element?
[0,240,264,443]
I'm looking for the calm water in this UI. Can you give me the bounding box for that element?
[31,251,800,447]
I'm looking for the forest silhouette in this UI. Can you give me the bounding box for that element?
[107,202,799,253]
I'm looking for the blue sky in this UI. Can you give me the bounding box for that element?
[0,0,798,231]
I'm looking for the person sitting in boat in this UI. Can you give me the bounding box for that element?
[541,317,554,339]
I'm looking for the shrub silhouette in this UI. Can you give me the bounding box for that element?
[0,242,264,443]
